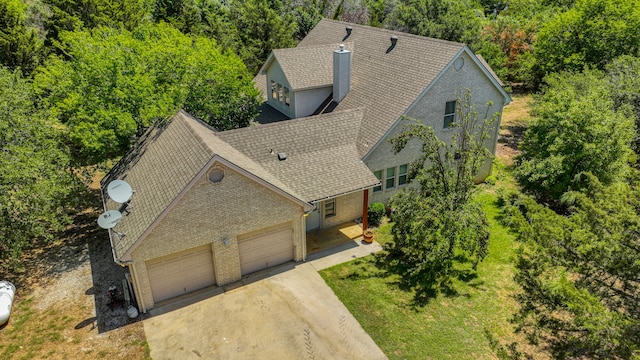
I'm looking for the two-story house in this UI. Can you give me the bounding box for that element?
[100,19,510,312]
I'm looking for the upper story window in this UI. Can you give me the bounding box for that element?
[284,87,290,106]
[444,100,456,128]
[373,170,382,192]
[270,80,291,107]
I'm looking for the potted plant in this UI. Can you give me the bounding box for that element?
[363,229,374,243]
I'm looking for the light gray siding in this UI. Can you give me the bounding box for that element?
[265,61,295,118]
[294,86,333,118]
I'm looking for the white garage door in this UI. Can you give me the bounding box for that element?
[239,225,293,275]
[147,245,215,303]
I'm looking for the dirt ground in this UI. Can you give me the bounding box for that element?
[0,179,148,359]
[496,94,533,164]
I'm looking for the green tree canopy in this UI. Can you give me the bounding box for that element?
[231,0,297,74]
[515,69,635,201]
[0,0,41,75]
[607,55,640,154]
[34,23,260,163]
[503,176,640,358]
[387,0,485,48]
[383,90,498,303]
[535,0,640,79]
[0,67,78,262]
[42,0,150,49]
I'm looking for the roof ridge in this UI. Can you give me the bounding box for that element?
[317,19,465,47]
[221,107,365,136]
[175,110,217,157]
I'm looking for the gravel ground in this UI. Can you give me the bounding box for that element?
[0,202,147,359]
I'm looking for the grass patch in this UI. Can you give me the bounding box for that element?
[502,94,533,126]
[320,168,523,359]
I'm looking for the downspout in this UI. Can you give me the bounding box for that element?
[301,203,315,261]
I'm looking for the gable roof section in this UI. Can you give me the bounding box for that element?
[257,19,510,158]
[101,110,310,261]
[259,43,353,91]
[295,20,468,157]
[217,108,379,203]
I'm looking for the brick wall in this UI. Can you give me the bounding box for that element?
[131,163,304,311]
[322,191,363,228]
[365,51,505,205]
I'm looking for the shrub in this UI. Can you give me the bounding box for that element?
[368,202,385,226]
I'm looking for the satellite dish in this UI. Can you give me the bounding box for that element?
[97,210,123,229]
[107,180,134,203]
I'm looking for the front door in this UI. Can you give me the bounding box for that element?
[305,204,321,232]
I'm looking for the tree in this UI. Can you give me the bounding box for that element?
[515,69,635,202]
[34,23,260,163]
[607,55,640,155]
[153,0,202,33]
[232,0,297,74]
[502,175,640,359]
[0,67,78,263]
[42,0,150,49]
[382,90,498,302]
[293,0,323,39]
[0,0,41,75]
[534,0,640,81]
[387,0,485,48]
[478,16,536,83]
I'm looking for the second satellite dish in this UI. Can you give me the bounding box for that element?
[97,210,123,229]
[107,180,134,203]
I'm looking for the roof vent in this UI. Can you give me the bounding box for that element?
[277,152,287,161]
[343,26,352,41]
[387,36,398,53]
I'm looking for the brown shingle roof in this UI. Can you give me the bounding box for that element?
[295,19,469,157]
[102,110,309,260]
[217,108,379,203]
[101,111,213,259]
[262,43,353,91]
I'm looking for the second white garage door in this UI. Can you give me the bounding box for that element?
[147,245,216,303]
[238,225,293,275]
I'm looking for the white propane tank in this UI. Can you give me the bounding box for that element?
[0,281,15,326]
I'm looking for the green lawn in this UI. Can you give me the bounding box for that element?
[320,178,523,359]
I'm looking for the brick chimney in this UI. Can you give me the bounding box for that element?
[333,44,351,103]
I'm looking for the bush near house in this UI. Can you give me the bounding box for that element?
[367,202,385,227]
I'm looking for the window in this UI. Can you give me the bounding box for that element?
[324,199,336,218]
[386,167,395,189]
[373,170,382,192]
[271,80,277,100]
[284,87,290,106]
[444,100,456,128]
[398,164,408,186]
[277,84,283,102]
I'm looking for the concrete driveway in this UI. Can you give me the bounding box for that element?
[143,243,386,359]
